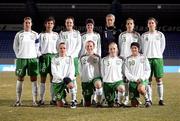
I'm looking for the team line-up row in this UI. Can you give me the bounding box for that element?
[13,14,165,108]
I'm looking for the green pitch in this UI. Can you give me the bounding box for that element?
[0,72,180,121]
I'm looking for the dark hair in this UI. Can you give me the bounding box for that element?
[85,18,95,25]
[44,16,55,25]
[24,16,32,22]
[126,17,134,24]
[147,17,158,25]
[130,42,140,49]
[65,16,74,22]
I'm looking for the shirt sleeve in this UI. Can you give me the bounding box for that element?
[141,57,151,81]
[68,57,75,80]
[35,33,41,57]
[161,33,166,54]
[13,33,19,58]
[97,34,101,56]
[101,58,105,78]
[72,31,82,58]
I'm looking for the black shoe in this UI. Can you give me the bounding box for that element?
[14,101,21,107]
[96,102,102,108]
[145,101,151,108]
[159,100,165,106]
[50,100,56,105]
[38,100,45,105]
[92,99,96,105]
[70,101,77,108]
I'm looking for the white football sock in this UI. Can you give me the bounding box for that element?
[32,81,38,102]
[16,80,23,102]
[40,83,45,101]
[124,82,129,102]
[95,88,103,103]
[70,88,76,102]
[146,84,152,102]
[50,83,55,101]
[157,81,164,100]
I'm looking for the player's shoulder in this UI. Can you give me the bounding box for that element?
[16,30,24,36]
[133,31,141,36]
[53,31,59,36]
[120,31,127,36]
[73,29,80,34]
[81,32,87,36]
[31,30,38,35]
[156,31,165,37]
[141,31,150,37]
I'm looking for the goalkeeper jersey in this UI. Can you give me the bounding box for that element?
[13,30,39,59]
[118,31,140,58]
[79,54,101,82]
[80,32,101,56]
[39,32,59,55]
[124,54,151,82]
[51,55,75,83]
[141,31,166,58]
[58,30,81,58]
[101,56,124,83]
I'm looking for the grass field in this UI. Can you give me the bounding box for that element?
[0,72,180,121]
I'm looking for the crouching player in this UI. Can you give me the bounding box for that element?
[79,40,103,107]
[124,42,151,107]
[101,42,125,107]
[51,42,77,108]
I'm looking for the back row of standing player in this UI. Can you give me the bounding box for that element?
[13,13,165,108]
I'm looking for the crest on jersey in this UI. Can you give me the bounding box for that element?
[122,35,126,42]
[82,58,87,64]
[43,35,47,41]
[145,36,148,41]
[63,35,68,40]
[129,60,135,66]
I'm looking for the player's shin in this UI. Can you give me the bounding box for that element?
[32,81,38,103]
[40,83,45,101]
[157,80,164,101]
[95,87,103,103]
[16,80,23,102]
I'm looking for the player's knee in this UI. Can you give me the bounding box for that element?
[117,85,125,93]
[67,82,74,89]
[40,76,46,83]
[30,76,37,82]
[138,85,145,95]
[18,76,24,81]
[94,80,102,89]
[156,78,163,83]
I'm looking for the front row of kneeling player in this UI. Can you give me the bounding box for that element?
[51,41,151,108]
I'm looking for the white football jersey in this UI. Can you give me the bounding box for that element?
[51,55,75,83]
[58,30,81,58]
[13,30,39,58]
[124,54,151,82]
[80,32,101,56]
[118,31,140,58]
[101,56,124,83]
[141,31,165,58]
[39,32,59,55]
[79,54,101,82]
